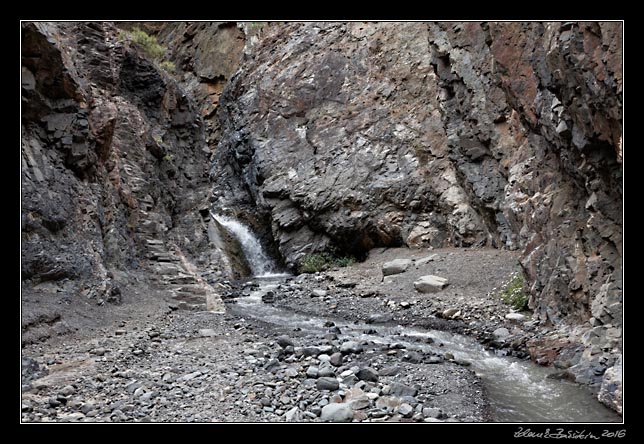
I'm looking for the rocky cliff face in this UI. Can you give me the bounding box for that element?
[21,22,229,344]
[209,22,622,409]
[21,21,623,414]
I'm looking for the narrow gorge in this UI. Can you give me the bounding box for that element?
[21,21,623,423]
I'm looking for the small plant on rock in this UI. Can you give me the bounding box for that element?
[127,27,166,60]
[120,27,176,74]
[298,253,356,274]
[159,60,176,72]
[495,271,529,310]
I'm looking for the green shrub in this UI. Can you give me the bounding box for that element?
[495,271,529,310]
[159,60,176,73]
[126,28,166,60]
[298,253,356,274]
[334,256,356,268]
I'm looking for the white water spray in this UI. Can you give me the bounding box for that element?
[211,212,284,278]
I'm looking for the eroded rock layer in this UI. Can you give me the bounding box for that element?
[21,22,230,343]
[209,22,622,410]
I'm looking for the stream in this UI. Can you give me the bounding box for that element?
[213,214,621,423]
[229,277,621,423]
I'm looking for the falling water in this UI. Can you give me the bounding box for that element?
[211,212,284,278]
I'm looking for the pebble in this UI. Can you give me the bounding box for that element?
[59,385,76,396]
[398,403,414,418]
[320,403,353,422]
[423,407,442,418]
[316,377,339,391]
[284,367,299,378]
[493,327,510,339]
[317,364,335,378]
[276,336,294,348]
[356,367,379,382]
[389,382,418,397]
[284,406,302,421]
[442,308,460,319]
[340,341,363,354]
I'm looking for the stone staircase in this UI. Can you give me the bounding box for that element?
[137,210,225,313]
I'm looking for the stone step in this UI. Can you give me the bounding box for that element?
[172,291,205,305]
[167,274,199,285]
[153,263,185,275]
[174,285,208,296]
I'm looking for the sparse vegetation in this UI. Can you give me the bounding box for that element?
[159,60,176,73]
[127,27,166,60]
[494,271,529,310]
[298,253,356,274]
[119,27,176,73]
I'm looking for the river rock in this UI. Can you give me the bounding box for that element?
[311,289,327,298]
[382,259,411,276]
[320,403,353,422]
[505,312,526,322]
[340,341,363,355]
[389,382,418,397]
[414,275,449,293]
[59,385,76,396]
[356,367,379,382]
[301,346,322,357]
[329,352,343,367]
[598,354,622,415]
[284,406,303,422]
[317,377,340,391]
[284,367,299,378]
[80,402,95,415]
[398,403,414,418]
[344,387,371,410]
[422,407,442,419]
[318,362,335,378]
[493,327,510,340]
[199,329,216,337]
[276,336,294,348]
[375,396,402,412]
[442,308,460,319]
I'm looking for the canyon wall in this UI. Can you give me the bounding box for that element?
[207,22,622,408]
[21,22,231,343]
[21,21,622,412]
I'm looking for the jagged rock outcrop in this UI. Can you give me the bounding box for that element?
[20,20,623,414]
[21,22,228,342]
[210,22,622,409]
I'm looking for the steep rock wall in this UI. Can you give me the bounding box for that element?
[210,22,622,408]
[21,22,227,342]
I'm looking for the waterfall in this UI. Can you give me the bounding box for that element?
[210,212,282,278]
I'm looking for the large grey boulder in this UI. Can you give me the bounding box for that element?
[382,259,412,277]
[598,355,622,415]
[414,275,449,293]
